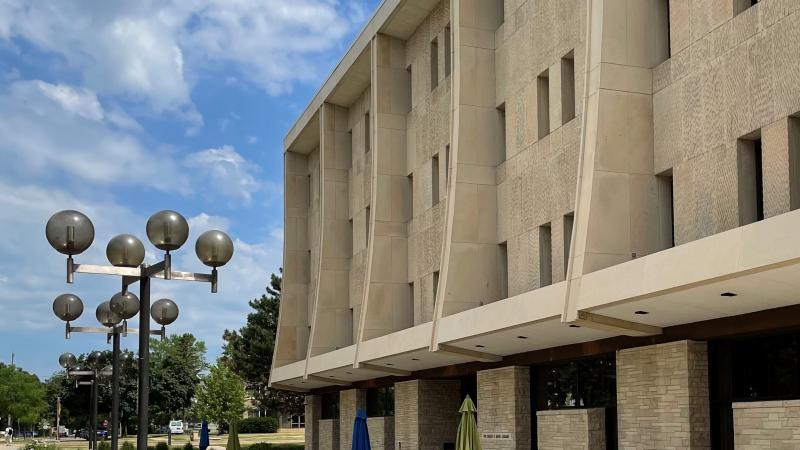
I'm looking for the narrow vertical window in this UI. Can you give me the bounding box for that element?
[537,69,550,138]
[444,25,452,77]
[539,223,552,287]
[737,135,764,225]
[366,206,371,244]
[349,218,354,254]
[347,129,354,169]
[432,154,440,206]
[499,241,508,299]
[560,51,575,124]
[444,144,451,186]
[433,271,440,307]
[498,103,507,163]
[348,307,355,345]
[430,38,439,91]
[408,282,415,325]
[364,112,371,154]
[563,212,574,278]
[790,116,800,211]
[406,65,413,110]
[408,173,415,217]
[656,0,671,60]
[734,0,759,16]
[656,171,674,249]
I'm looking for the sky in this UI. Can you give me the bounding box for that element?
[0,0,379,380]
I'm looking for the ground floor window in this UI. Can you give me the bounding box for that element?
[709,331,800,449]
[321,391,340,420]
[531,354,617,450]
[366,386,395,417]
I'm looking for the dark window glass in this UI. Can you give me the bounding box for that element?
[366,386,395,417]
[459,374,477,406]
[321,392,339,420]
[532,354,617,450]
[710,332,800,450]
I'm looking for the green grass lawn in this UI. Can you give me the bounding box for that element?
[52,430,304,450]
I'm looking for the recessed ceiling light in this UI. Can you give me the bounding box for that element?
[475,344,485,348]
[387,363,393,366]
[411,358,419,361]
[634,310,649,315]
[569,324,580,328]
[517,336,528,339]
[345,372,352,375]
[720,292,737,297]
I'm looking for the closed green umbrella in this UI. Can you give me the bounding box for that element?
[455,395,481,450]
[226,419,241,450]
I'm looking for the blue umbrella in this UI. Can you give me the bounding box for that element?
[199,420,210,450]
[351,408,371,450]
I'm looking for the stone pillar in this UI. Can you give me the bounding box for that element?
[367,416,395,450]
[395,379,461,450]
[340,389,366,450]
[733,400,800,448]
[305,395,321,450]
[319,419,340,450]
[537,408,605,450]
[477,366,531,450]
[617,340,710,449]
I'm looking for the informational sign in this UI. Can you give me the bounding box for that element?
[482,432,513,440]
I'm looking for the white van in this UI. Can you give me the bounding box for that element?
[168,421,184,434]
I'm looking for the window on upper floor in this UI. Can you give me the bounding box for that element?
[563,212,574,278]
[433,271,440,307]
[364,112,371,154]
[657,0,671,61]
[444,25,452,77]
[539,223,552,287]
[444,144,450,186]
[408,282,415,324]
[537,69,550,139]
[498,241,508,299]
[430,37,439,91]
[790,115,800,211]
[406,64,413,110]
[497,103,507,163]
[737,133,764,225]
[656,170,675,249]
[347,129,354,169]
[366,205,371,244]
[561,51,575,124]
[432,153,440,206]
[734,0,759,16]
[408,173,414,217]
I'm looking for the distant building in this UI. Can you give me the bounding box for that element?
[271,0,800,449]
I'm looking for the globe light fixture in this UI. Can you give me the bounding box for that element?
[195,230,235,267]
[109,291,140,320]
[96,301,122,328]
[53,293,84,322]
[106,234,145,268]
[87,351,104,369]
[146,210,189,251]
[45,210,95,256]
[150,298,179,326]
[59,352,77,369]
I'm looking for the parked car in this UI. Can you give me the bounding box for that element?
[168,420,184,435]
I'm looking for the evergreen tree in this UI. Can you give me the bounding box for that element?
[222,269,303,416]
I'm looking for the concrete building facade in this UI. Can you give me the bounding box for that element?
[271,0,800,449]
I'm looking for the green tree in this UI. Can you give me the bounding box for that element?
[193,362,245,430]
[0,363,47,428]
[222,270,303,416]
[150,333,208,426]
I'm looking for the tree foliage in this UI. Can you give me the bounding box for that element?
[0,363,47,427]
[222,270,303,415]
[193,362,245,427]
[150,333,208,425]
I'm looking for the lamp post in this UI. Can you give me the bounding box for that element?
[59,352,112,450]
[47,210,234,450]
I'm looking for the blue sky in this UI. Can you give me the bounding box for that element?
[0,0,379,379]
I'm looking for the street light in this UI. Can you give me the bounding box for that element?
[47,209,232,450]
[60,352,112,450]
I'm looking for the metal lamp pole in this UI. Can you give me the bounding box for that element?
[47,210,234,450]
[61,354,111,450]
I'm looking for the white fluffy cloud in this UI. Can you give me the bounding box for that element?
[184,146,261,205]
[0,0,366,114]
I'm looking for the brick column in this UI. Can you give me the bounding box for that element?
[477,366,531,450]
[367,416,395,450]
[305,395,321,450]
[395,379,461,450]
[319,419,340,450]
[537,408,605,450]
[340,389,366,450]
[617,340,710,449]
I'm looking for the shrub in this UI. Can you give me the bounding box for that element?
[247,443,272,450]
[239,417,279,434]
[122,442,135,450]
[183,443,194,450]
[155,442,169,450]
[98,441,111,450]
